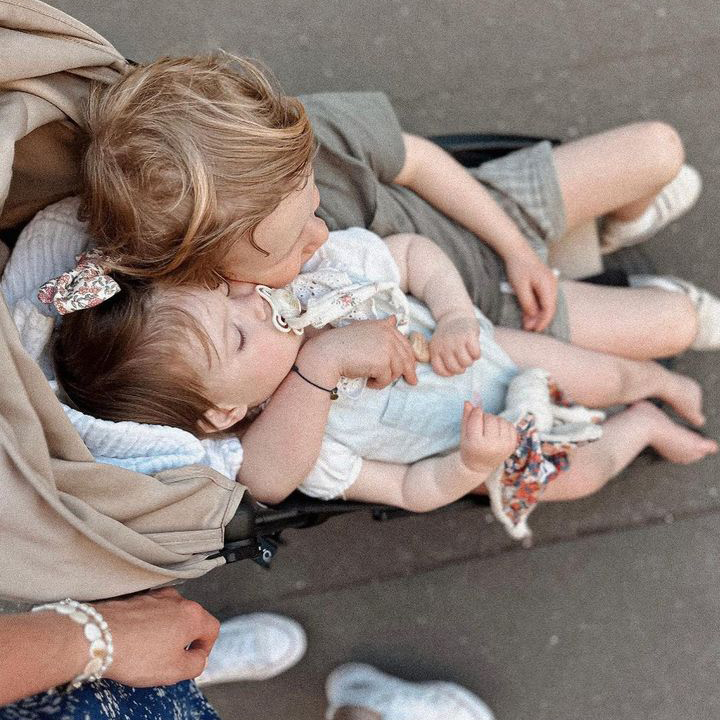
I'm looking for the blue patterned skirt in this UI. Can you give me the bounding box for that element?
[0,680,220,720]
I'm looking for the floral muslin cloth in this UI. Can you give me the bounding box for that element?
[489,376,602,540]
[37,249,120,315]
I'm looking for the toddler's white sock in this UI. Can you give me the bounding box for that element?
[602,205,658,246]
[600,164,701,253]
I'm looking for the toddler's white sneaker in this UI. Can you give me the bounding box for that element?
[195,612,306,686]
[628,274,720,350]
[601,164,702,253]
[325,663,495,720]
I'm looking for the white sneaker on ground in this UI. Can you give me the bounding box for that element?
[195,613,306,686]
[325,663,496,720]
[628,274,720,350]
[601,164,702,253]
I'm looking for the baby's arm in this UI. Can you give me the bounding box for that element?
[344,403,517,512]
[238,318,417,504]
[385,232,481,376]
[393,133,558,333]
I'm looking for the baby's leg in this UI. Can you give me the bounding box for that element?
[552,122,684,231]
[561,279,698,359]
[494,326,705,426]
[541,401,718,501]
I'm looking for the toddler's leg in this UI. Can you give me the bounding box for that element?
[561,279,698,359]
[552,122,685,231]
[541,401,717,501]
[494,326,705,426]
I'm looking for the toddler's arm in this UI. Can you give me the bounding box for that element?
[344,402,517,512]
[385,231,481,376]
[238,317,417,504]
[393,132,559,333]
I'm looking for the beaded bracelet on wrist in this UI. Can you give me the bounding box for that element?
[32,598,114,688]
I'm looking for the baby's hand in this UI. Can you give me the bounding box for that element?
[302,316,418,390]
[460,402,518,473]
[429,312,481,376]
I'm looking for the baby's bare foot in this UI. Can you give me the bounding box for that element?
[658,372,705,427]
[633,401,718,464]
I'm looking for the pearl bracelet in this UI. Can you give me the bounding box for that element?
[32,598,114,688]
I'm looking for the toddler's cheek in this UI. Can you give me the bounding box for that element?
[306,217,329,253]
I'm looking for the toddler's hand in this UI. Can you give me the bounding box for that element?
[504,249,558,333]
[429,312,481,376]
[460,402,518,473]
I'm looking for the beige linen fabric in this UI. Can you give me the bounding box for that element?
[0,0,126,229]
[0,0,243,603]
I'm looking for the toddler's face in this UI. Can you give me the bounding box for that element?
[171,282,304,425]
[223,170,329,287]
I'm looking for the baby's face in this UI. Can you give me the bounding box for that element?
[171,283,304,418]
[223,169,329,287]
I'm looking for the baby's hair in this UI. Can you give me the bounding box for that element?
[53,277,218,435]
[81,54,315,285]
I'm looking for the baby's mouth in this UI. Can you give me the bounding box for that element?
[255,285,304,335]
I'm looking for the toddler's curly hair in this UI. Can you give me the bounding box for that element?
[81,54,315,285]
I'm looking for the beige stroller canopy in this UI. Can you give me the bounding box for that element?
[0,0,243,603]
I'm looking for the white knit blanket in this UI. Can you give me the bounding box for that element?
[0,197,244,480]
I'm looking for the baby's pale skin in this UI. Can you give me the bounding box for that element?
[220,172,419,495]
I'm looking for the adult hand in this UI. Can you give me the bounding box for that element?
[503,249,558,333]
[99,588,220,687]
[0,589,220,706]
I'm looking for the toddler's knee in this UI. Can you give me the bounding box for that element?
[665,293,698,354]
[643,290,698,356]
[639,121,685,178]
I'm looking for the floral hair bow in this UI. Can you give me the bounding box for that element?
[37,249,121,315]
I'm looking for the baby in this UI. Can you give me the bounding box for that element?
[46,226,717,537]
